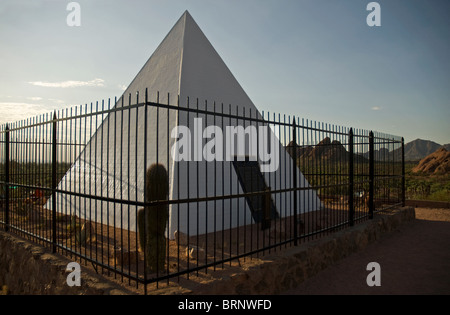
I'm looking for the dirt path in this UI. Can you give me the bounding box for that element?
[283,208,450,295]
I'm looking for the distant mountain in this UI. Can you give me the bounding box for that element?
[286,137,367,163]
[412,147,450,175]
[362,147,391,161]
[405,139,442,160]
[391,139,443,161]
[286,138,447,163]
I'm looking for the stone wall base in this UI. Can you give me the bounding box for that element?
[0,232,133,295]
[1,207,415,295]
[405,199,449,209]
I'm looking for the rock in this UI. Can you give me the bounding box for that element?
[110,249,139,266]
[1,285,8,295]
[174,230,189,246]
[186,245,206,261]
[412,147,450,175]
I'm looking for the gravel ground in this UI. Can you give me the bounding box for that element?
[283,208,450,295]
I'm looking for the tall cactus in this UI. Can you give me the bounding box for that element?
[138,163,169,273]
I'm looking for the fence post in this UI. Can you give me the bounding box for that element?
[4,124,10,232]
[368,131,374,219]
[292,118,298,245]
[52,111,57,253]
[348,128,354,226]
[401,137,405,207]
[143,90,148,295]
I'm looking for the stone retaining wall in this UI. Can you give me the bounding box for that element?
[1,207,415,295]
[405,199,450,209]
[0,232,133,295]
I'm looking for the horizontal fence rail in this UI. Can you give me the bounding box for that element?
[0,91,405,293]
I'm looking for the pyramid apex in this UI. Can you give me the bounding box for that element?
[182,10,192,18]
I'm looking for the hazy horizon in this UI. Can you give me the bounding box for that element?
[1,0,449,145]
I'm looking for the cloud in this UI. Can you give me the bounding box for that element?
[28,78,105,88]
[118,84,127,91]
[371,106,382,111]
[26,96,43,101]
[0,102,53,125]
[48,98,66,104]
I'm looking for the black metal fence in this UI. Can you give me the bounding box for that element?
[0,91,404,293]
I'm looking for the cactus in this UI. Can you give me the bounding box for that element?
[138,163,169,273]
[68,215,96,246]
[67,215,81,233]
[75,222,96,246]
[137,208,146,253]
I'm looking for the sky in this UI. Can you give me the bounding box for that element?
[0,0,449,145]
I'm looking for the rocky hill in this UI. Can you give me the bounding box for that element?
[393,139,442,161]
[286,138,449,163]
[412,147,450,175]
[286,137,367,162]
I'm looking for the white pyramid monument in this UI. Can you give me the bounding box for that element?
[49,11,321,239]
